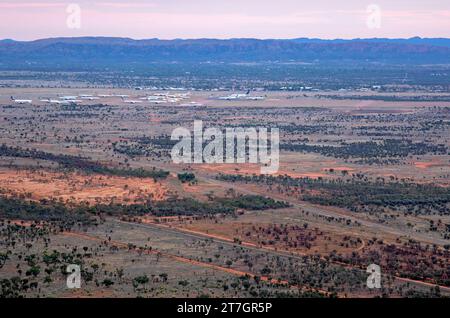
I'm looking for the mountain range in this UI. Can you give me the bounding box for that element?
[1,37,450,70]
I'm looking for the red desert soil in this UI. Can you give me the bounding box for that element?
[139,217,362,256]
[414,160,448,169]
[149,115,162,123]
[195,163,328,178]
[61,231,328,294]
[322,166,355,172]
[130,218,450,293]
[139,219,450,293]
[61,289,115,298]
[10,220,450,296]
[0,168,167,204]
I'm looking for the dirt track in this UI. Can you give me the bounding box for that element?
[200,176,450,246]
[114,218,450,294]
[62,228,329,296]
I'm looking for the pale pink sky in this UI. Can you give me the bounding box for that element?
[1,0,450,40]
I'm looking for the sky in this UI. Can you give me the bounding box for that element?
[1,0,450,40]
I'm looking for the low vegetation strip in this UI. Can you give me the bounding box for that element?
[153,195,290,216]
[317,94,450,102]
[216,174,450,215]
[0,144,169,179]
[0,194,289,226]
[0,196,95,228]
[281,139,447,160]
[94,195,290,217]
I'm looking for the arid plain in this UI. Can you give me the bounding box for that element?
[0,88,449,298]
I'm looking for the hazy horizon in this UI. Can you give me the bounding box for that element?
[1,0,450,41]
[3,35,450,42]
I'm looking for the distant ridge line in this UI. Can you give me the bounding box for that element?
[1,36,450,69]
